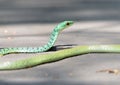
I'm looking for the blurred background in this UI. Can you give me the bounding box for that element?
[0,0,120,24]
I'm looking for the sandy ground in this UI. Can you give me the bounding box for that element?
[0,21,119,85]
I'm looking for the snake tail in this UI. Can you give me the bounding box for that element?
[0,45,120,70]
[0,21,74,56]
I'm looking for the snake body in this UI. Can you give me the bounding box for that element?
[0,21,73,56]
[0,45,120,70]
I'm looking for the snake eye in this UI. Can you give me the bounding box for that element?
[66,22,70,26]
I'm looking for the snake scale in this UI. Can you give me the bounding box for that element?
[0,21,120,70]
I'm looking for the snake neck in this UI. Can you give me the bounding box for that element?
[42,29,59,51]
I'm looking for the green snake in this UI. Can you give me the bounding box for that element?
[0,21,74,56]
[0,21,120,70]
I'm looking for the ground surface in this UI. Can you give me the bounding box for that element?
[0,21,120,85]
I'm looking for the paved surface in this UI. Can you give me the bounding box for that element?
[0,21,120,85]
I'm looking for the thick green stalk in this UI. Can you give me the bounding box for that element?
[88,45,120,53]
[0,46,88,70]
[1,45,120,70]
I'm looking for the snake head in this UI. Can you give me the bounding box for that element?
[54,21,74,32]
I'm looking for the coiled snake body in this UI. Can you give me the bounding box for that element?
[0,21,120,70]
